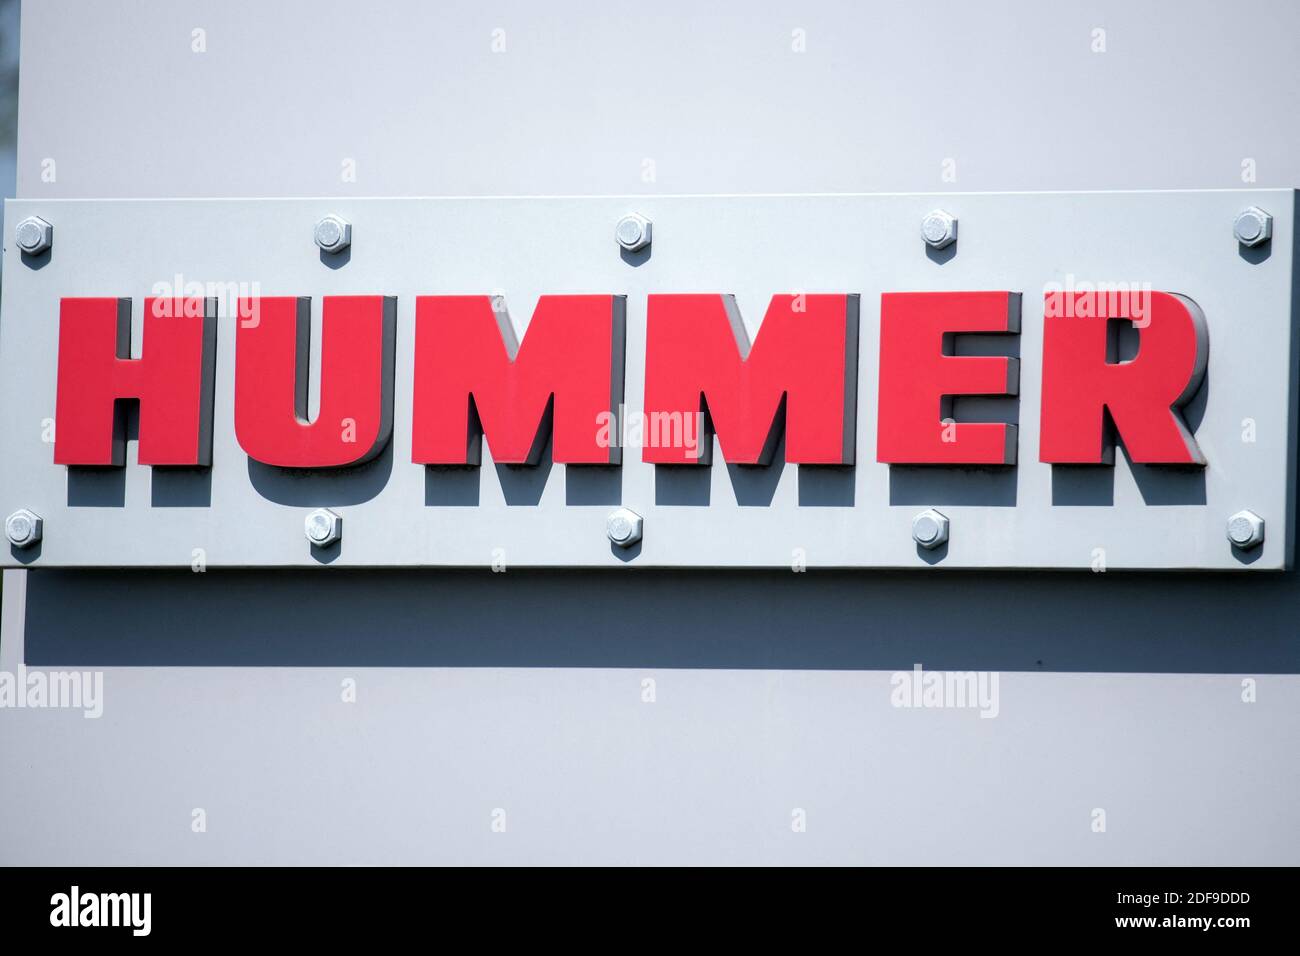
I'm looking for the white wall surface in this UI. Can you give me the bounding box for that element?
[1,0,1297,864]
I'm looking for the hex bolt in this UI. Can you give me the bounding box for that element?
[1226,510,1264,549]
[305,508,342,547]
[912,509,949,550]
[615,213,652,252]
[5,509,43,548]
[1233,206,1272,248]
[15,216,52,255]
[606,507,643,547]
[921,209,957,249]
[313,214,352,254]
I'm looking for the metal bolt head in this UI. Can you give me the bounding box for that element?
[5,509,42,548]
[921,209,957,249]
[305,508,342,547]
[1226,510,1264,549]
[615,214,652,252]
[606,507,643,547]
[1233,206,1272,247]
[313,215,352,254]
[15,216,52,255]
[912,509,949,550]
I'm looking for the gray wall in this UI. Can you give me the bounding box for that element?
[1,0,1297,865]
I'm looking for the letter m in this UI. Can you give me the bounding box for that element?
[642,294,858,465]
[412,295,625,465]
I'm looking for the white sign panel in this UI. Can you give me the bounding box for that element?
[0,191,1294,569]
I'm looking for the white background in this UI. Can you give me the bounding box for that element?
[0,0,1297,864]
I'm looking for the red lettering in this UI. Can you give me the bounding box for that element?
[411,295,624,465]
[877,291,1020,465]
[54,296,216,466]
[1039,291,1207,464]
[49,284,1216,479]
[642,294,858,465]
[234,295,395,468]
